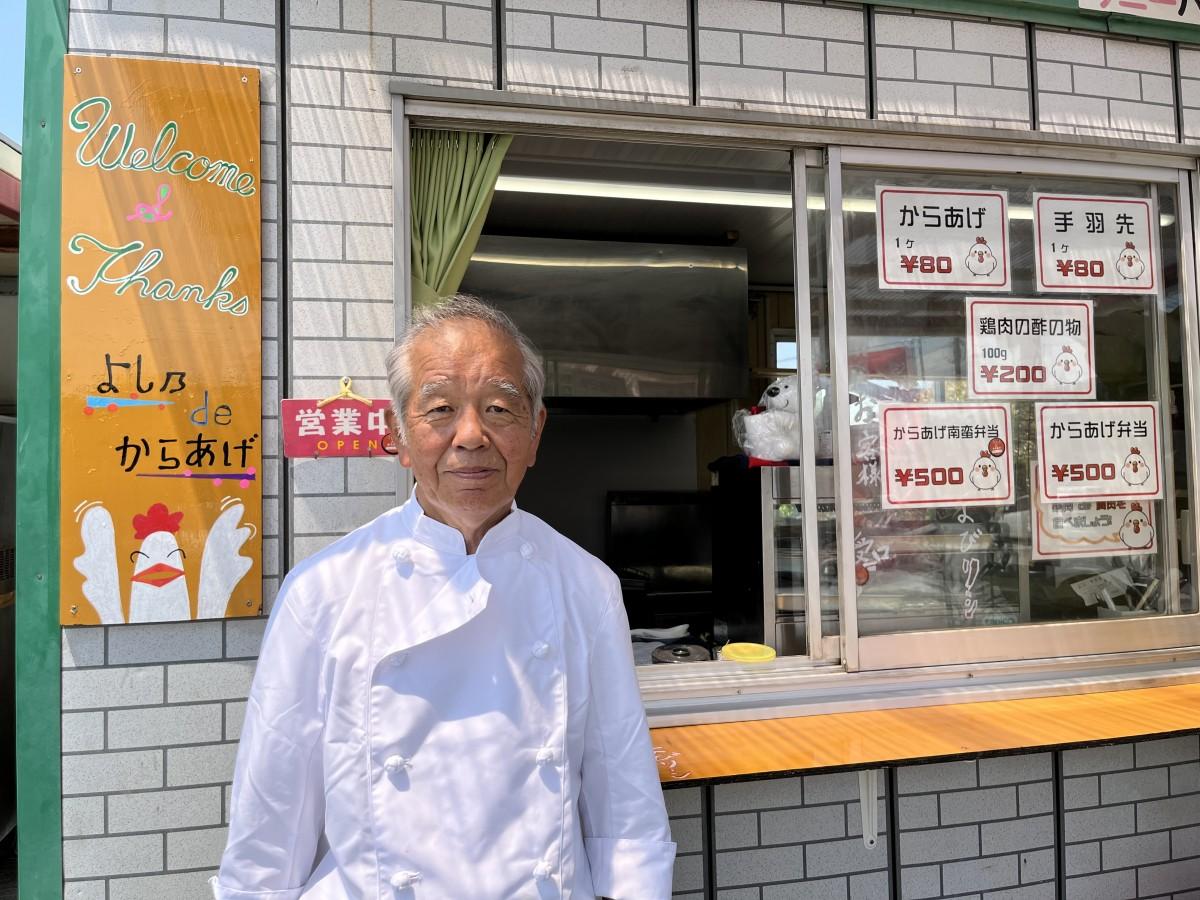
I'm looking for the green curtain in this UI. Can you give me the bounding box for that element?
[409,129,513,310]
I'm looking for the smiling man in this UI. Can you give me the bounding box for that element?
[212,296,676,900]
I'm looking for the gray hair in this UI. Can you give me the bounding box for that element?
[386,294,546,437]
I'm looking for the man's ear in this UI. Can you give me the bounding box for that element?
[528,407,548,467]
[386,407,412,468]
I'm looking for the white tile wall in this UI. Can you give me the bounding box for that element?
[875,9,1030,129]
[63,3,282,893]
[696,0,867,117]
[506,0,690,102]
[1037,28,1176,142]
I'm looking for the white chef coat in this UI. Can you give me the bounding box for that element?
[211,494,676,900]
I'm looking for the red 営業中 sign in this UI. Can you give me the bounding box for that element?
[281,398,397,458]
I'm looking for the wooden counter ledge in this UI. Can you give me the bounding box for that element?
[651,681,1200,784]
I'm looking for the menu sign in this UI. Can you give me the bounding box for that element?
[1036,402,1163,503]
[60,56,263,625]
[1033,194,1156,293]
[1032,465,1156,560]
[966,298,1095,399]
[876,186,1011,291]
[282,398,397,458]
[1078,1,1200,24]
[879,404,1014,509]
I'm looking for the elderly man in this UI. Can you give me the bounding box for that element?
[211,296,675,900]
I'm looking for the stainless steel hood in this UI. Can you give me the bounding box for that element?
[460,235,749,401]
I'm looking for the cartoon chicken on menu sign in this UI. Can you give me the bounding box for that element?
[59,56,263,624]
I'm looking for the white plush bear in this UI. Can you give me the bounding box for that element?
[969,450,1002,492]
[1116,241,1146,281]
[733,375,801,461]
[1121,447,1151,487]
[965,237,998,277]
[1119,503,1154,550]
[1051,345,1084,386]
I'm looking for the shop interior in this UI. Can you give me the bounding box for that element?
[460,136,804,664]
[458,133,1193,666]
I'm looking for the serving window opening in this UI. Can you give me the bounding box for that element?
[456,134,824,666]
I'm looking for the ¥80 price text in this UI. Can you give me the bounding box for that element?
[1050,463,1116,482]
[1055,259,1105,278]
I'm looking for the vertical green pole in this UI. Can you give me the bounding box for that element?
[16,1,67,898]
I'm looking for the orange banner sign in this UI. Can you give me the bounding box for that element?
[60,55,263,625]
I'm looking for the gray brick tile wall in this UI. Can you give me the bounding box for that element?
[666,786,706,896]
[1036,28,1175,142]
[60,617,274,893]
[874,9,1030,129]
[714,771,888,896]
[696,0,866,117]
[896,754,1056,899]
[1063,736,1200,897]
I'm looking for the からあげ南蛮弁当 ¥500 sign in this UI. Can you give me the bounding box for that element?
[1078,0,1200,23]
[59,55,263,626]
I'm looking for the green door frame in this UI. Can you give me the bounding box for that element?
[16,0,66,897]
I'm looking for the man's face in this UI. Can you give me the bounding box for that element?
[397,319,546,541]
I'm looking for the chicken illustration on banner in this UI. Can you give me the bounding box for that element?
[74,498,254,623]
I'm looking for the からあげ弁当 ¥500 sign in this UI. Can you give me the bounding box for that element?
[59,55,263,626]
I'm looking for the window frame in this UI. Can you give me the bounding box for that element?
[393,83,1200,724]
[829,146,1200,671]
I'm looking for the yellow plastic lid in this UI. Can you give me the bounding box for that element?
[719,642,777,663]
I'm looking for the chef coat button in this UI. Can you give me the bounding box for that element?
[384,754,411,773]
[520,542,534,559]
[532,641,551,659]
[393,546,411,563]
[535,747,555,766]
[533,861,553,880]
[389,870,421,889]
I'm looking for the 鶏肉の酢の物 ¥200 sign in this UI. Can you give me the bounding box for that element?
[1079,1,1200,24]
[59,56,263,626]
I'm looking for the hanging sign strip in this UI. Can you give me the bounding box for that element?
[879,403,1014,509]
[966,298,1095,399]
[1078,1,1200,25]
[1031,465,1157,560]
[59,56,263,625]
[1032,193,1156,293]
[875,185,1011,291]
[1036,402,1163,503]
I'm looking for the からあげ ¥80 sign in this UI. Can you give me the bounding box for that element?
[60,56,263,626]
[875,186,1011,291]
[1079,0,1200,24]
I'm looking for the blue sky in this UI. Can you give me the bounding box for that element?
[1,0,25,145]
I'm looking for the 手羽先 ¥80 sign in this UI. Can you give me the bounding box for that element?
[1079,0,1200,23]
